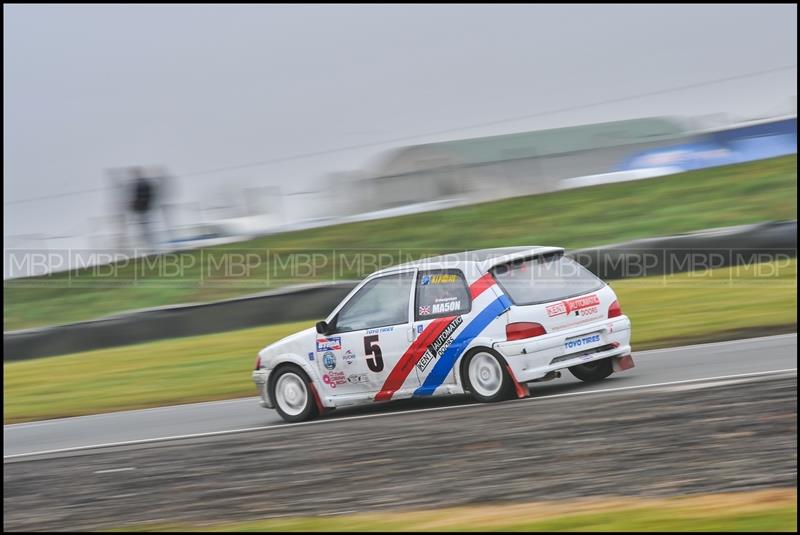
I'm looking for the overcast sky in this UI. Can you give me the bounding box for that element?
[3,4,797,243]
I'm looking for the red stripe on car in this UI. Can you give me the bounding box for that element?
[374,315,456,401]
[469,272,496,299]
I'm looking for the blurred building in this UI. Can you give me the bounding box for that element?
[354,117,689,211]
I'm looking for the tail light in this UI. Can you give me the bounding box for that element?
[254,355,262,370]
[608,300,623,318]
[506,322,547,341]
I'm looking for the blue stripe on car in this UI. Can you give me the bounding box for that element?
[413,294,511,397]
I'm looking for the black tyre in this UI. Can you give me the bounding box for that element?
[269,365,319,423]
[568,357,614,382]
[462,348,514,403]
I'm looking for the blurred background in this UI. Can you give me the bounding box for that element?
[3,4,797,533]
[3,4,797,276]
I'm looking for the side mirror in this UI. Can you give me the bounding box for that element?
[315,320,329,335]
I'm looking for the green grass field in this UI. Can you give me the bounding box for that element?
[4,258,795,424]
[117,489,797,532]
[4,155,797,331]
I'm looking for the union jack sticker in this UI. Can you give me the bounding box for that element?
[418,305,431,316]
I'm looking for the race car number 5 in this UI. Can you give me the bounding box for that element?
[363,334,384,372]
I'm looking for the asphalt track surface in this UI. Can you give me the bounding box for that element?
[3,335,797,531]
[4,333,797,459]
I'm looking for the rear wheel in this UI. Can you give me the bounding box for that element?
[463,349,514,403]
[569,357,613,382]
[270,365,318,422]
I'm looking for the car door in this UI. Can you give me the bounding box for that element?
[315,270,416,398]
[411,269,473,389]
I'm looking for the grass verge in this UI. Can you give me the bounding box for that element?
[3,258,795,424]
[115,488,797,531]
[4,155,797,331]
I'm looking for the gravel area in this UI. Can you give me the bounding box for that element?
[3,376,796,531]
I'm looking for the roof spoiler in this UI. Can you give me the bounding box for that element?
[482,246,565,273]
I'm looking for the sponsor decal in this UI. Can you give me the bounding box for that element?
[425,274,458,285]
[564,333,601,351]
[416,316,463,373]
[308,351,315,361]
[343,349,356,365]
[546,294,600,317]
[347,373,369,384]
[322,351,337,370]
[316,336,342,352]
[416,324,424,334]
[322,371,346,388]
[366,326,394,335]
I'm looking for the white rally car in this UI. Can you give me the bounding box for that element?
[253,247,633,422]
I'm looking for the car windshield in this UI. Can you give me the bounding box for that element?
[491,254,604,305]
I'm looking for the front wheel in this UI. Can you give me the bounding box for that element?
[463,349,514,403]
[270,365,318,422]
[568,357,613,382]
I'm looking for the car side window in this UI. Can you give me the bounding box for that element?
[333,272,414,333]
[415,269,471,321]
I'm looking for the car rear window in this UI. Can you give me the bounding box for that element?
[491,254,604,305]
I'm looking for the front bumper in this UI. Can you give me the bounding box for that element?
[494,316,632,383]
[252,369,274,408]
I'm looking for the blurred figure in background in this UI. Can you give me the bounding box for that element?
[107,165,176,253]
[130,167,158,252]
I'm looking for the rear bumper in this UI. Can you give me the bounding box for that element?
[252,369,274,408]
[494,316,632,383]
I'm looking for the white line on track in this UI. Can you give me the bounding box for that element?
[4,396,259,429]
[654,378,766,392]
[6,333,796,430]
[4,367,796,461]
[94,467,136,474]
[633,333,797,355]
